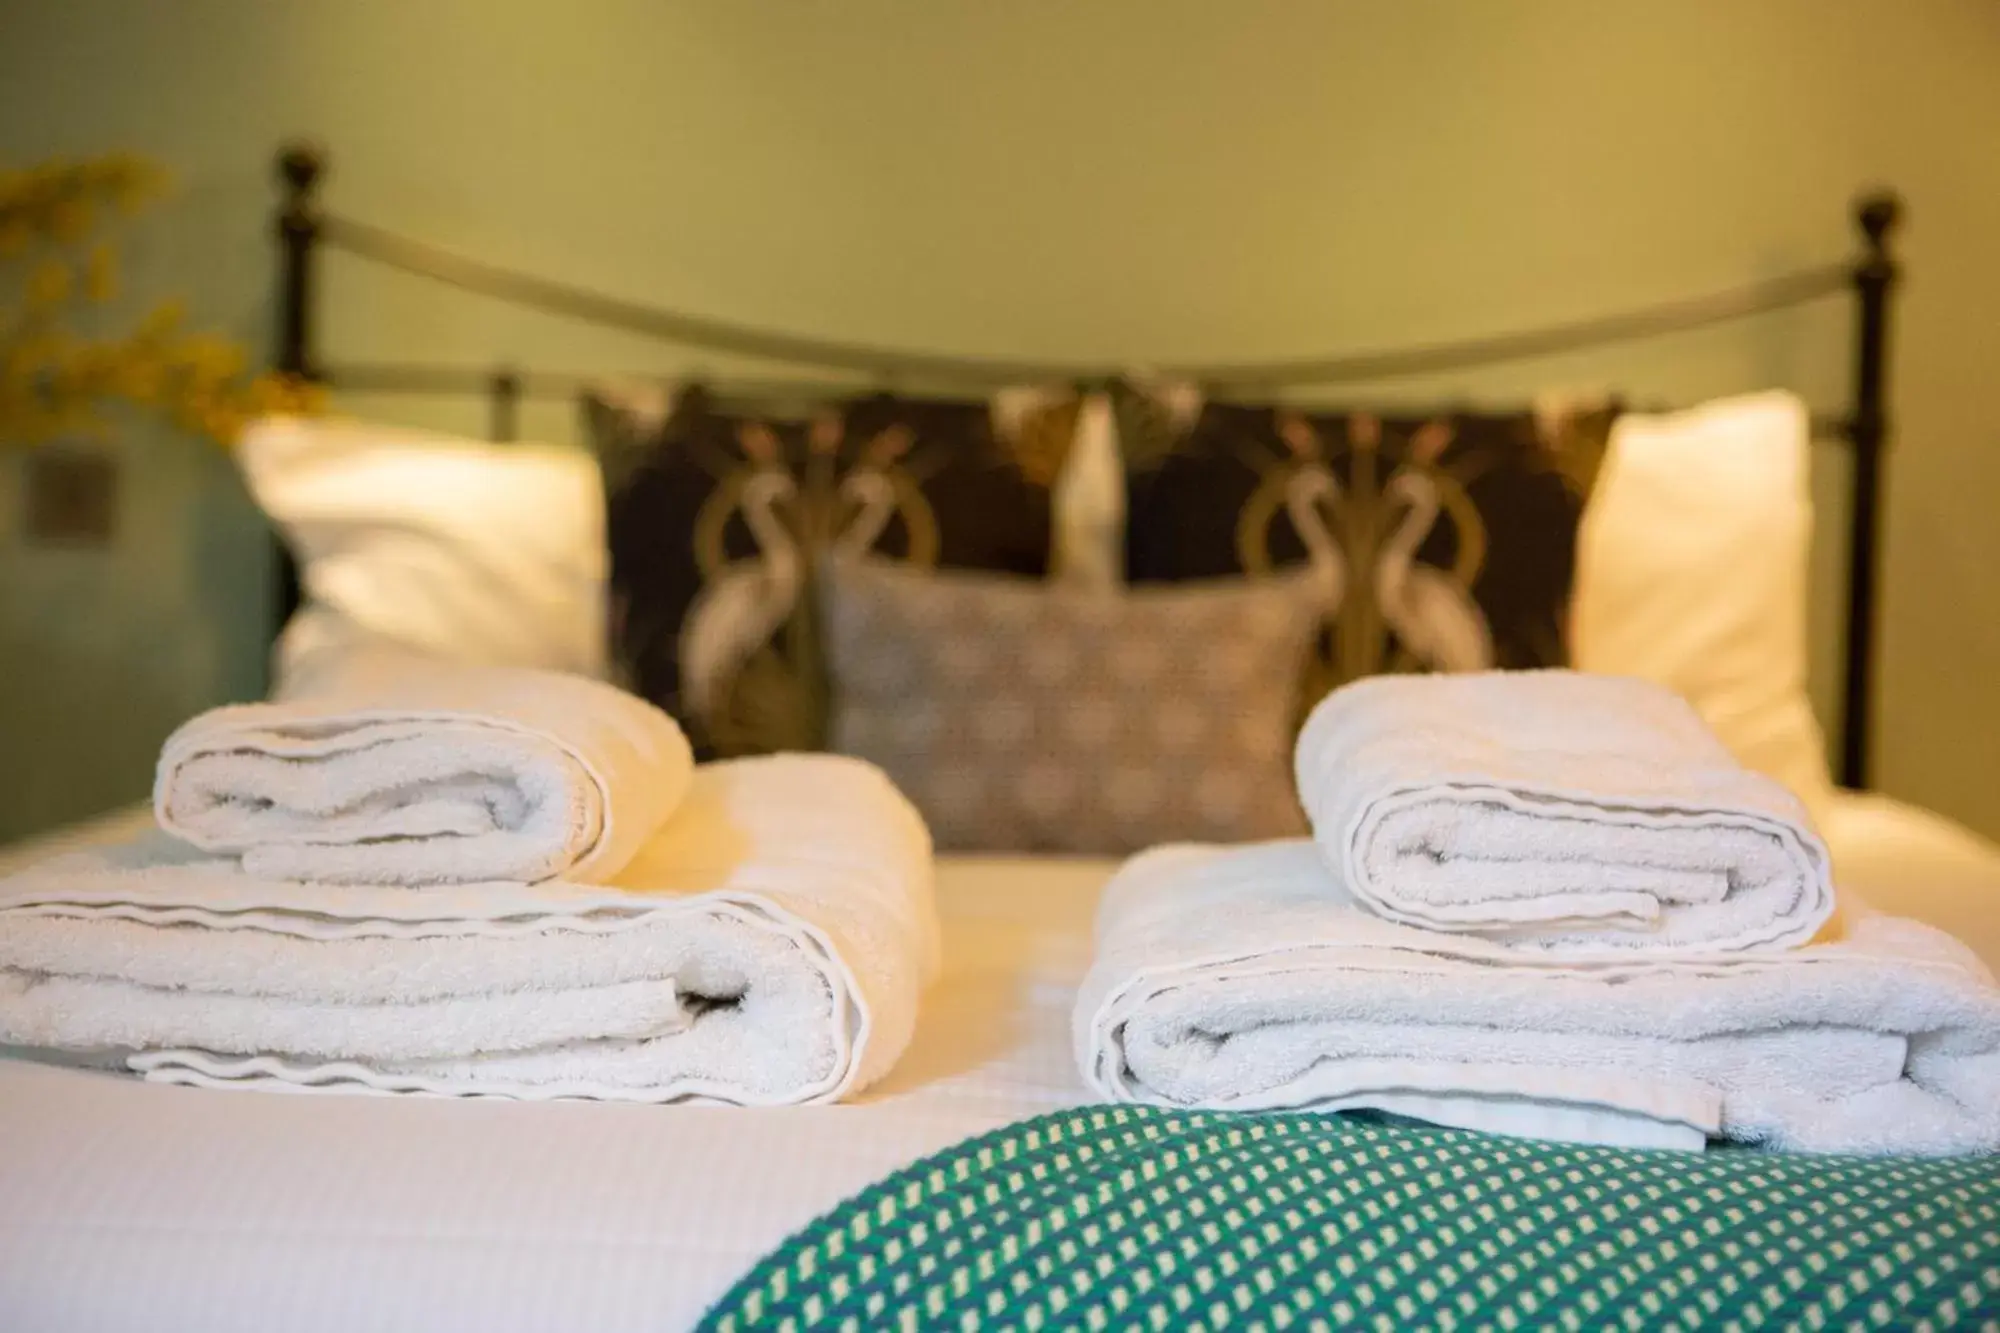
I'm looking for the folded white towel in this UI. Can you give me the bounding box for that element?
[2,755,938,1105]
[1295,670,1835,955]
[156,650,693,886]
[1076,841,2000,1154]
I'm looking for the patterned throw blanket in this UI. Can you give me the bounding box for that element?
[702,1106,2000,1332]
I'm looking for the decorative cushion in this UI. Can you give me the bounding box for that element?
[238,415,608,695]
[820,556,1327,854]
[1118,385,1618,704]
[586,384,1062,757]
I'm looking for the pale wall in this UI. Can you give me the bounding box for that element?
[1,1,1995,841]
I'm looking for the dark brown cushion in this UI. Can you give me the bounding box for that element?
[586,384,1058,756]
[1119,387,1617,701]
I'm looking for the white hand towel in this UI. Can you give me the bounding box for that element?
[1295,670,1834,954]
[2,755,938,1105]
[155,649,693,886]
[1076,841,2000,1155]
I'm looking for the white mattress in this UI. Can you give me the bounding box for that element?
[2,797,1997,1333]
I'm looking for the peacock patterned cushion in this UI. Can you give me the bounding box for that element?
[586,383,1067,759]
[1118,385,1620,706]
[701,1105,2000,1333]
[820,557,1326,854]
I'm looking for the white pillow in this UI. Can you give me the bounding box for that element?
[238,416,608,693]
[1571,390,1835,816]
[991,387,1126,593]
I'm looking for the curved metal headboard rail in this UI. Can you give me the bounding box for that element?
[270,143,1902,789]
[313,209,1852,389]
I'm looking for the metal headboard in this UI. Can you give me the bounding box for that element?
[269,142,1902,789]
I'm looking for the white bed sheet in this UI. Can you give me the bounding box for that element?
[2,795,1996,1333]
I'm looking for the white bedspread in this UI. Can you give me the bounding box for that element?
[1,797,1996,1332]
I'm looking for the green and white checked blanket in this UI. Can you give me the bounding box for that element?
[701,1106,2000,1332]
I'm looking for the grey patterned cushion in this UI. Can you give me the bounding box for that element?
[821,557,1327,854]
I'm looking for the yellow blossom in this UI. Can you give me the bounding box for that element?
[2,152,292,450]
[177,334,245,381]
[202,403,244,444]
[45,198,91,242]
[137,300,185,339]
[25,258,72,310]
[113,353,163,404]
[83,244,116,301]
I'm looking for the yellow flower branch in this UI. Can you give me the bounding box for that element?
[1,153,321,450]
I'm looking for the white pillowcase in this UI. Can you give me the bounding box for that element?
[995,387,1124,593]
[238,416,608,694]
[1571,390,1835,816]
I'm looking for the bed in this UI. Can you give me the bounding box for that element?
[3,144,1998,1332]
[2,796,1997,1332]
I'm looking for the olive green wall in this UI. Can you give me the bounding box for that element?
[1,0,1996,842]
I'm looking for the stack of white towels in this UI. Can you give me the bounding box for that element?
[1078,671,2000,1154]
[0,650,937,1104]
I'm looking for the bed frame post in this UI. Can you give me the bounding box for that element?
[270,144,326,649]
[490,368,522,443]
[1840,191,1901,791]
[275,144,325,379]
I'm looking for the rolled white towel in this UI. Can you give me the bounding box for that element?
[1076,841,2000,1155]
[3,755,938,1105]
[1295,670,1834,955]
[156,649,693,886]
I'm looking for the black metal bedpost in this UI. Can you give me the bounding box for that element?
[1840,191,1902,791]
[270,143,326,653]
[490,368,522,442]
[276,143,325,379]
